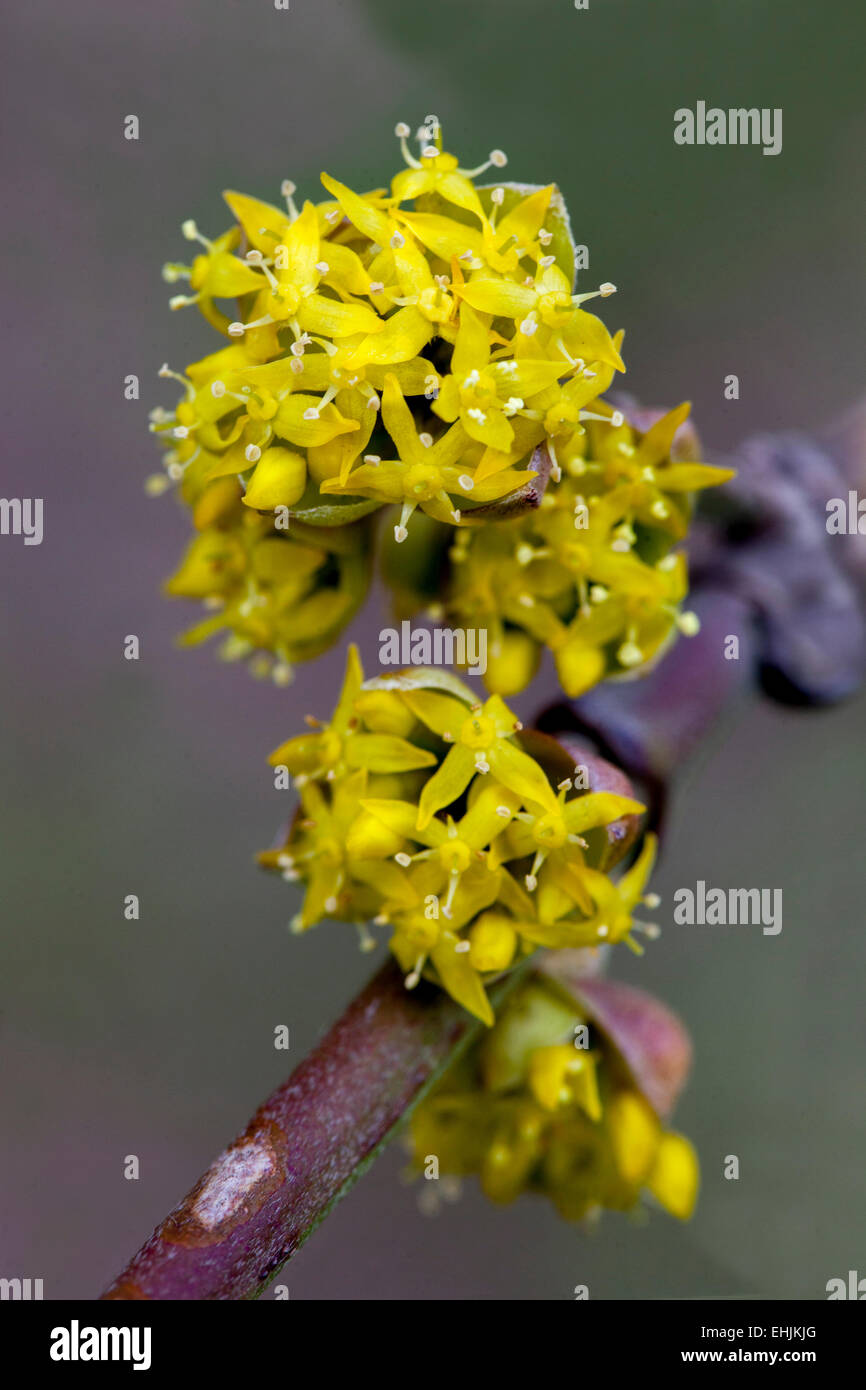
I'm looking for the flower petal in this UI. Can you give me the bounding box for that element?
[417,744,476,830]
[345,734,437,773]
[488,741,558,813]
[430,934,494,1026]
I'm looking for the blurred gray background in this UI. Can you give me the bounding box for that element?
[1,0,864,1299]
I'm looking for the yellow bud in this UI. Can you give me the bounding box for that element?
[468,913,517,973]
[554,640,606,698]
[607,1089,659,1185]
[242,447,307,510]
[483,629,541,696]
[645,1131,699,1220]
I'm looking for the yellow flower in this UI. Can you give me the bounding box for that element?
[320,375,534,543]
[267,645,435,783]
[433,303,564,453]
[389,121,507,220]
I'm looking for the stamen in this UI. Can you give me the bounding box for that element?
[158,363,195,399]
[245,248,280,293]
[572,282,617,307]
[181,219,212,250]
[227,314,274,337]
[394,501,415,543]
[355,922,377,953]
[395,121,422,169]
[462,149,508,178]
[280,179,299,222]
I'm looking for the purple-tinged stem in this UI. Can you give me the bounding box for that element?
[103,960,527,1301]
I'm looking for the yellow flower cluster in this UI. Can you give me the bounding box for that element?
[152,119,731,689]
[260,647,658,1024]
[444,407,734,696]
[411,974,699,1221]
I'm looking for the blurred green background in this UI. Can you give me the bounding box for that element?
[1,0,864,1298]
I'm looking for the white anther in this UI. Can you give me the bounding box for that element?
[489,149,507,167]
[618,642,644,667]
[600,282,616,296]
[458,474,475,490]
[395,121,410,138]
[245,444,262,463]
